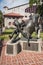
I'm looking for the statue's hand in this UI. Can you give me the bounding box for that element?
[9,35,12,39]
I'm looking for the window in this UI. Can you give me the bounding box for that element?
[12,22,15,25]
[9,22,11,25]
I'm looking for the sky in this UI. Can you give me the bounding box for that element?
[0,0,29,11]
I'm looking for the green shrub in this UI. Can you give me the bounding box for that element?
[32,32,43,39]
[3,28,14,34]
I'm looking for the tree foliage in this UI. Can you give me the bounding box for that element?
[29,0,43,16]
[29,0,40,6]
[0,10,3,26]
[37,4,43,16]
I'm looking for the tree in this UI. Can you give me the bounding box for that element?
[29,0,40,6]
[29,0,43,17]
[37,3,43,17]
[0,10,4,34]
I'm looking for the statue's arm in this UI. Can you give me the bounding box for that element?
[9,29,19,39]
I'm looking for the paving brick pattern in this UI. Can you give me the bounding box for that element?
[0,41,43,65]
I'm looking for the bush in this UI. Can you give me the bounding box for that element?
[3,28,14,34]
[32,32,43,39]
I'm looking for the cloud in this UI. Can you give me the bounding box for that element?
[0,0,14,6]
[0,0,29,11]
[4,0,15,3]
[9,0,29,8]
[0,0,15,7]
[0,0,15,11]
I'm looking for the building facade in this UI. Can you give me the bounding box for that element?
[3,3,31,28]
[4,12,23,28]
[3,3,30,17]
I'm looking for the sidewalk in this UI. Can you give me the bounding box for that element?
[0,42,43,65]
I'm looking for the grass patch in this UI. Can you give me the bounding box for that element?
[0,35,9,40]
[3,28,14,34]
[40,32,43,39]
[32,32,43,39]
[0,28,14,40]
[0,28,43,40]
[32,32,37,38]
[4,28,14,32]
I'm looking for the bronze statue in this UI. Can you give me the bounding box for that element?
[9,14,43,45]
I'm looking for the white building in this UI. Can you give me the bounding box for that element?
[3,3,30,17]
[3,3,30,28]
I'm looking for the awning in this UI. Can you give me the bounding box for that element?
[4,12,23,17]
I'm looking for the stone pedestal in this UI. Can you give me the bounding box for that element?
[20,38,42,52]
[38,39,42,52]
[5,38,42,56]
[5,40,22,56]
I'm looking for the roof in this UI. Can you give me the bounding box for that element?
[8,3,29,10]
[0,40,43,65]
[4,13,23,17]
[3,6,8,8]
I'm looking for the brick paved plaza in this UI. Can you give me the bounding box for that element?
[0,41,43,65]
